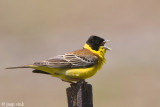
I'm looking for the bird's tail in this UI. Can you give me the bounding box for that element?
[5,65,36,69]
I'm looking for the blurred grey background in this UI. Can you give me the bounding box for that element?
[0,0,160,107]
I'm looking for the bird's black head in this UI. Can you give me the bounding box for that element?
[86,35,105,51]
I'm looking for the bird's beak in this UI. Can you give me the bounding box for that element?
[103,40,112,50]
[103,46,112,50]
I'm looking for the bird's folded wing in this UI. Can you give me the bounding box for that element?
[33,53,98,68]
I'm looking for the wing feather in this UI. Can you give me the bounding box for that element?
[33,51,98,68]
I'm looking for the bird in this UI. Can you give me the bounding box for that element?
[6,35,111,83]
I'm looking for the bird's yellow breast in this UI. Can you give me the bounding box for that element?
[65,64,99,79]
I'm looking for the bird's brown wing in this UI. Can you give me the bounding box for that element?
[33,49,98,68]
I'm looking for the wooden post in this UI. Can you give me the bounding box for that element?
[66,80,93,107]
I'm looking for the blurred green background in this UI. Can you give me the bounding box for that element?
[0,0,160,107]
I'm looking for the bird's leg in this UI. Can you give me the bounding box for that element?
[61,79,75,84]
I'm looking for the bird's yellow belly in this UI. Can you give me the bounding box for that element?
[65,65,98,79]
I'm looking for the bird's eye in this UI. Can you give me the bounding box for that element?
[101,41,106,46]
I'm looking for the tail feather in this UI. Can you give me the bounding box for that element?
[5,65,35,69]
